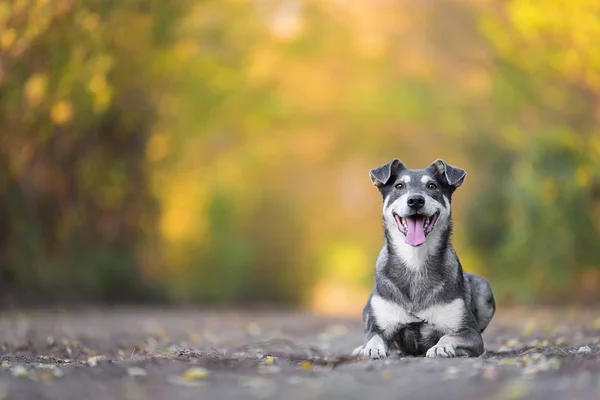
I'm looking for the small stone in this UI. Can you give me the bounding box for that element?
[11,365,28,377]
[577,346,591,354]
[127,367,148,377]
[446,366,460,375]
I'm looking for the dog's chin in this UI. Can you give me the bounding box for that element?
[393,212,440,247]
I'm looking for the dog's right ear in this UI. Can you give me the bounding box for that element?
[369,159,404,188]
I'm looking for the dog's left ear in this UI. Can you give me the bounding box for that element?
[369,159,404,188]
[431,159,466,189]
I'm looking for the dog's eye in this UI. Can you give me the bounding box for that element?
[427,182,437,190]
[395,183,404,190]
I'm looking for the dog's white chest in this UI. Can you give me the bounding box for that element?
[370,296,464,336]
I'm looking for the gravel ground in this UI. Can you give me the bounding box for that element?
[0,307,599,400]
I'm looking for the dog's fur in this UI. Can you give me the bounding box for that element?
[352,159,495,359]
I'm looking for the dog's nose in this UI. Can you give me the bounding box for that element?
[407,195,425,209]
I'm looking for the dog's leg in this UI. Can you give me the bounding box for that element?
[465,273,496,333]
[425,328,484,358]
[352,307,388,359]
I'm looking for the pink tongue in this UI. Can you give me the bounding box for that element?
[405,216,426,246]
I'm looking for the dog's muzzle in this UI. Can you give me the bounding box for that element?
[393,212,440,247]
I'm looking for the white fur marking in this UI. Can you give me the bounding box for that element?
[371,296,421,335]
[371,296,465,336]
[401,175,411,183]
[383,196,391,211]
[421,175,430,184]
[418,299,465,333]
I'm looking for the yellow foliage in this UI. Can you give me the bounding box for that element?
[159,172,211,243]
[321,241,369,284]
[88,74,112,113]
[146,132,171,163]
[1,28,16,49]
[24,73,48,106]
[50,100,74,125]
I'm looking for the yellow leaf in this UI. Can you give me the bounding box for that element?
[50,101,73,125]
[263,356,275,365]
[182,367,209,381]
[87,356,105,367]
[299,361,312,370]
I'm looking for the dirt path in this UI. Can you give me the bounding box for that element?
[0,307,599,400]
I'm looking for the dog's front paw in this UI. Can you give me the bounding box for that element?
[359,335,387,360]
[426,344,456,358]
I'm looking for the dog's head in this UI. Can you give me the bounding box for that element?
[369,159,466,247]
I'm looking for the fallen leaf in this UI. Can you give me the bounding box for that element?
[299,361,313,370]
[263,356,275,365]
[87,356,106,367]
[182,367,209,381]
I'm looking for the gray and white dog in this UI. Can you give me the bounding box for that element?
[352,158,495,359]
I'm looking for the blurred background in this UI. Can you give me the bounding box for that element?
[0,0,599,314]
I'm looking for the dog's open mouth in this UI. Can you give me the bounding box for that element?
[393,212,439,247]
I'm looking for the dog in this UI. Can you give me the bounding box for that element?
[352,158,495,359]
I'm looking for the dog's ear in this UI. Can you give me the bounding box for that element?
[369,159,404,187]
[431,159,466,189]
